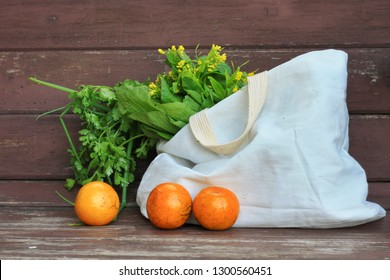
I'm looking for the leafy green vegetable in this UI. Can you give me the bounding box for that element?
[29,44,253,218]
[117,44,252,141]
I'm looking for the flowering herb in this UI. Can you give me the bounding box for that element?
[117,44,251,141]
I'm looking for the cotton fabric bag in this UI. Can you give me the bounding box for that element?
[137,49,386,228]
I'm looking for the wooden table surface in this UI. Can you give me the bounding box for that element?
[1,184,389,260]
[1,205,388,260]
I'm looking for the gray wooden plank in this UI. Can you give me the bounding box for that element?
[0,207,388,260]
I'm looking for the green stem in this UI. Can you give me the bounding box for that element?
[60,105,83,166]
[122,140,133,209]
[36,105,68,120]
[120,133,146,146]
[56,191,75,206]
[115,138,134,220]
[92,103,111,112]
[107,176,113,186]
[29,77,76,94]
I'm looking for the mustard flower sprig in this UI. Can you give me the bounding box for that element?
[151,44,251,104]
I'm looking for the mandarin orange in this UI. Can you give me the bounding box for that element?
[146,182,192,229]
[193,186,240,230]
[74,181,120,226]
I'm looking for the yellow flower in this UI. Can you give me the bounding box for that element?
[149,82,157,89]
[211,44,222,51]
[235,71,243,81]
[178,45,185,53]
[171,45,177,51]
[158,48,165,55]
[233,86,238,92]
[220,53,227,62]
[248,71,255,77]
[208,63,217,72]
[177,60,186,69]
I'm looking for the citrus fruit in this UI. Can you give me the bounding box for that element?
[74,181,120,226]
[146,182,192,229]
[193,186,240,230]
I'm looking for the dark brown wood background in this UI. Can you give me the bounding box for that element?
[1,1,389,209]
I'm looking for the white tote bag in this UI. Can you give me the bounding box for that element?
[137,49,386,228]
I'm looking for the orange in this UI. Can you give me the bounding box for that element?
[146,182,192,229]
[193,186,240,230]
[74,181,120,226]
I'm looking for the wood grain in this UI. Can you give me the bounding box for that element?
[1,115,389,180]
[0,206,388,259]
[0,1,389,50]
[1,48,389,114]
[0,114,153,181]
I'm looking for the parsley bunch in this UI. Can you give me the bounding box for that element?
[29,78,155,213]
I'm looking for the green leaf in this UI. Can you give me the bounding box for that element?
[160,77,181,103]
[140,124,173,140]
[168,118,187,129]
[111,106,123,121]
[130,111,179,134]
[99,87,116,102]
[215,63,232,76]
[185,89,203,105]
[87,157,99,172]
[183,95,201,112]
[74,160,84,172]
[79,129,90,135]
[181,74,203,104]
[172,81,180,93]
[159,102,196,123]
[116,82,156,114]
[85,112,101,129]
[105,165,114,177]
[200,95,214,109]
[166,51,179,68]
[208,76,226,100]
[64,179,76,190]
[145,111,180,134]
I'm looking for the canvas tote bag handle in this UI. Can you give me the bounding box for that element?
[189,71,268,155]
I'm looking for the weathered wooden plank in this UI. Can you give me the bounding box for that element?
[0,1,389,50]
[1,48,389,114]
[1,115,389,180]
[0,207,388,259]
[367,183,390,211]
[0,115,156,180]
[1,180,388,210]
[0,114,152,180]
[0,180,139,207]
[0,50,165,114]
[348,115,390,181]
[0,115,80,179]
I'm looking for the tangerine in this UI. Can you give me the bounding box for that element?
[146,182,192,229]
[193,186,240,230]
[74,181,120,226]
